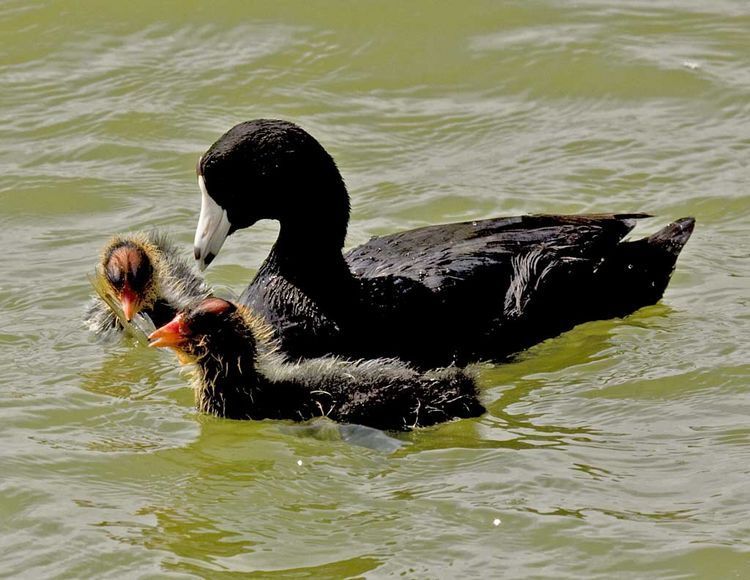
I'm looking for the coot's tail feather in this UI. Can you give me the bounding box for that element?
[595,217,695,317]
[645,217,696,256]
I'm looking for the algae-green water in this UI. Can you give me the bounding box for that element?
[1,1,748,577]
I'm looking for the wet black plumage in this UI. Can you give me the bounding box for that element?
[85,231,211,336]
[149,298,484,431]
[196,119,695,366]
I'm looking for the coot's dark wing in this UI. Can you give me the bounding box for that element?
[344,213,662,365]
[346,213,648,291]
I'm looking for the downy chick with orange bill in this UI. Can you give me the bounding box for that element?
[85,232,211,338]
[149,298,484,431]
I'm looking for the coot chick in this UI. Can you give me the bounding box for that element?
[193,119,696,366]
[85,232,210,336]
[148,298,484,431]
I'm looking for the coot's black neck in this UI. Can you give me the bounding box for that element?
[264,178,356,289]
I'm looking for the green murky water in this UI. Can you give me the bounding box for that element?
[1,1,749,577]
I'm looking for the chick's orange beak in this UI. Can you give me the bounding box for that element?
[119,287,139,322]
[148,317,188,349]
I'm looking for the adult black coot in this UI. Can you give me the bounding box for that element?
[193,119,695,366]
[148,298,483,431]
[86,232,210,336]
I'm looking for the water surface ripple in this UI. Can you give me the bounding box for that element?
[1,0,748,577]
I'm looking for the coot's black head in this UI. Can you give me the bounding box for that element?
[148,298,257,362]
[101,238,156,321]
[194,119,350,270]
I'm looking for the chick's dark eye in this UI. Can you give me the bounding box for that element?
[106,267,123,289]
[190,312,210,331]
[127,257,153,293]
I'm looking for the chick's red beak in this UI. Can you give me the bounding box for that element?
[148,316,188,349]
[119,287,139,322]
